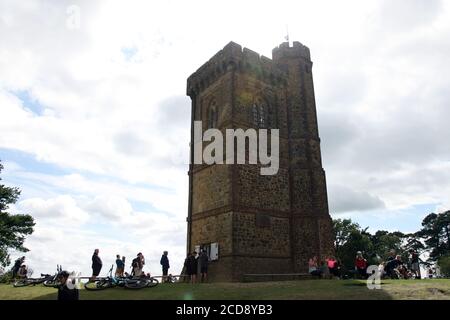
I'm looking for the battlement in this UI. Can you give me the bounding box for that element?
[187,41,286,96]
[272,41,311,61]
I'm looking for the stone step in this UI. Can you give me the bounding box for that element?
[242,273,314,282]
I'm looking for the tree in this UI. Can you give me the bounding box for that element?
[0,160,35,267]
[332,219,373,269]
[416,211,450,261]
[332,218,418,270]
[437,255,450,277]
[370,230,405,261]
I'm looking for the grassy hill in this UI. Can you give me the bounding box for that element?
[0,279,449,300]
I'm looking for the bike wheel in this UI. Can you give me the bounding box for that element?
[146,277,159,288]
[84,279,113,291]
[124,278,149,289]
[43,279,61,287]
[13,279,32,287]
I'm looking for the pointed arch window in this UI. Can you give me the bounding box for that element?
[208,101,218,129]
[252,102,267,128]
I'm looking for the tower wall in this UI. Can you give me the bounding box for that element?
[186,41,333,281]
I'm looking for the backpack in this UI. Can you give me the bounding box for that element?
[132,258,139,268]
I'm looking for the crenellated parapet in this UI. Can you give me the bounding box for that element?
[272,41,311,62]
[187,41,287,97]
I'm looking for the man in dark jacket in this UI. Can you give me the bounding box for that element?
[188,251,198,284]
[199,249,209,282]
[91,249,102,281]
[160,251,170,283]
[12,256,25,278]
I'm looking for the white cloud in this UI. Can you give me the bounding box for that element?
[17,195,90,225]
[328,185,385,214]
[1,0,450,276]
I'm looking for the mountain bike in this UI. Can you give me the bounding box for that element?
[84,265,158,291]
[13,269,53,287]
[43,265,64,287]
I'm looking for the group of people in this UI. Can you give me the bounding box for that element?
[183,250,209,283]
[11,256,28,279]
[308,249,423,280]
[353,249,422,280]
[91,249,174,283]
[308,256,341,279]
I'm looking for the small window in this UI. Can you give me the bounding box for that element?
[208,102,218,129]
[252,102,267,128]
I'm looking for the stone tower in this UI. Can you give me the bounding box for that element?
[186,41,334,281]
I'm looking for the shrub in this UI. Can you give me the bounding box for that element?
[437,255,450,278]
[0,271,12,283]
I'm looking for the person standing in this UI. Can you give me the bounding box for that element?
[132,252,145,277]
[160,251,170,283]
[184,253,192,283]
[188,251,198,284]
[115,254,125,277]
[409,249,421,279]
[12,256,25,279]
[199,249,209,282]
[91,249,102,281]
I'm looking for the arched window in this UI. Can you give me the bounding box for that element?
[208,101,218,129]
[252,100,267,128]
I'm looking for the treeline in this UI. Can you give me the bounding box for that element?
[333,210,450,276]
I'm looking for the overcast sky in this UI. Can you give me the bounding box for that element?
[1,0,449,276]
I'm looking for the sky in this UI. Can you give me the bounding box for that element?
[1,0,450,277]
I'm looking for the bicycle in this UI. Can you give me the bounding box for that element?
[84,265,158,291]
[13,269,53,287]
[43,265,64,287]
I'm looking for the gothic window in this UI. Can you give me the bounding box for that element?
[208,101,218,129]
[252,101,269,128]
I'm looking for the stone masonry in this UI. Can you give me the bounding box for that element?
[186,41,334,281]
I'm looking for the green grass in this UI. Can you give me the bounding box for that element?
[0,279,449,300]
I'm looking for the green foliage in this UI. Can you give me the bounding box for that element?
[333,218,414,269]
[0,271,12,284]
[333,219,373,269]
[415,211,450,261]
[0,160,35,268]
[437,255,450,277]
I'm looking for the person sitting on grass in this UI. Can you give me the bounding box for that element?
[308,256,322,278]
[354,251,368,279]
[385,255,403,279]
[327,256,340,278]
[17,265,28,279]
